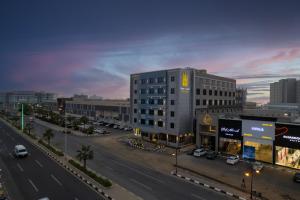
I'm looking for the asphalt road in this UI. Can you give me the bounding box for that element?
[0,121,104,200]
[33,122,232,200]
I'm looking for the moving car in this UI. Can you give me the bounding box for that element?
[206,151,218,160]
[193,148,207,157]
[293,173,300,183]
[226,155,239,165]
[252,161,264,172]
[14,145,28,158]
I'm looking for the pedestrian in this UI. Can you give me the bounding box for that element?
[241,178,246,190]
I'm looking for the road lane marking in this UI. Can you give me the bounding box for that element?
[35,160,43,168]
[51,174,63,186]
[16,163,24,172]
[111,159,165,184]
[28,179,39,192]
[191,193,207,200]
[130,178,152,191]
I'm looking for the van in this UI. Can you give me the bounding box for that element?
[14,145,28,158]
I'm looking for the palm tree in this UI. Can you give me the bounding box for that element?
[76,145,93,169]
[43,129,54,145]
[79,116,89,129]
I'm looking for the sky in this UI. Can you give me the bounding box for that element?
[1,0,300,104]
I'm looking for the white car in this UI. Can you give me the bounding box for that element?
[105,124,110,127]
[252,161,263,172]
[193,148,207,157]
[14,145,28,158]
[94,128,104,134]
[226,155,239,165]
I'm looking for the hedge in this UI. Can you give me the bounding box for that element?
[68,159,112,187]
[38,139,64,156]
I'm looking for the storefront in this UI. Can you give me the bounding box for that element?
[275,123,300,169]
[218,119,242,155]
[242,119,275,163]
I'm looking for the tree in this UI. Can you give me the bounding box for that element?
[76,145,93,169]
[86,126,94,135]
[43,129,54,145]
[79,116,89,129]
[25,123,33,134]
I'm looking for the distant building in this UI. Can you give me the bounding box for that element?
[270,78,299,104]
[130,68,244,147]
[65,99,130,127]
[0,91,56,112]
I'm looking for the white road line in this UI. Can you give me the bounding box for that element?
[111,159,165,184]
[130,178,152,191]
[28,179,39,192]
[191,193,207,200]
[16,163,24,172]
[51,174,63,186]
[35,160,43,168]
[74,198,79,200]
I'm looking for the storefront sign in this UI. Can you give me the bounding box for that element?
[242,120,275,140]
[275,123,300,149]
[180,71,190,93]
[218,119,242,139]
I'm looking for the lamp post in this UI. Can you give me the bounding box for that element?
[172,146,179,174]
[244,168,260,199]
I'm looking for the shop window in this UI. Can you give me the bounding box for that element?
[275,146,300,169]
[243,141,273,163]
[168,135,177,143]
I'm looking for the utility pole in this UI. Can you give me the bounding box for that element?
[21,103,24,132]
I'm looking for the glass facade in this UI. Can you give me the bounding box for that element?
[243,140,273,163]
[275,147,300,169]
[219,138,241,155]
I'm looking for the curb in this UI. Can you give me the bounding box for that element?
[171,171,248,200]
[0,118,115,200]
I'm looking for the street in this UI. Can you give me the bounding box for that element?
[33,121,233,200]
[0,121,104,200]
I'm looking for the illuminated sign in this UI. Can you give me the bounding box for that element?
[180,71,190,92]
[218,119,242,140]
[242,120,275,140]
[275,123,300,148]
[203,113,212,125]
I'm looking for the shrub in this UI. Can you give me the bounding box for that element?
[68,159,112,187]
[38,139,64,156]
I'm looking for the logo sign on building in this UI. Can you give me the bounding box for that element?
[242,120,275,140]
[219,119,242,139]
[275,123,300,149]
[180,71,190,93]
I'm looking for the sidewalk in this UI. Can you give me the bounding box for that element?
[1,117,142,200]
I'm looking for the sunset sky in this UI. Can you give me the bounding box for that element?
[1,0,300,104]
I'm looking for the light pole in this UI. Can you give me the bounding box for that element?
[244,168,260,199]
[172,146,179,174]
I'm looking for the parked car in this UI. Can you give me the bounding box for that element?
[105,124,110,127]
[293,173,300,183]
[187,148,197,155]
[94,128,104,134]
[206,151,218,160]
[14,145,28,158]
[193,148,207,157]
[252,161,264,172]
[226,155,239,165]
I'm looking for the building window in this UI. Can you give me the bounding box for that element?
[157,121,163,127]
[214,100,218,106]
[209,100,212,106]
[148,119,154,126]
[134,108,137,113]
[225,91,227,96]
[219,100,222,106]
[148,99,155,104]
[149,88,154,94]
[141,99,146,104]
[157,77,164,83]
[141,79,146,84]
[224,100,227,105]
[157,99,164,105]
[141,119,145,124]
[171,76,175,82]
[233,92,235,97]
[209,90,212,96]
[196,99,200,105]
[149,109,154,115]
[203,89,207,95]
[141,109,146,114]
[134,118,137,123]
[229,92,231,97]
[170,88,175,94]
[203,99,207,106]
[134,80,137,84]
[214,90,218,96]
[219,91,223,96]
[157,88,164,94]
[149,78,154,84]
[134,99,137,104]
[141,89,146,94]
[170,111,175,117]
[134,90,137,94]
[171,100,175,105]
[170,123,175,128]
[158,110,163,116]
[229,100,231,105]
[196,88,200,95]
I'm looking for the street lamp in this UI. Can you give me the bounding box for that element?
[244,168,260,199]
[172,147,179,174]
